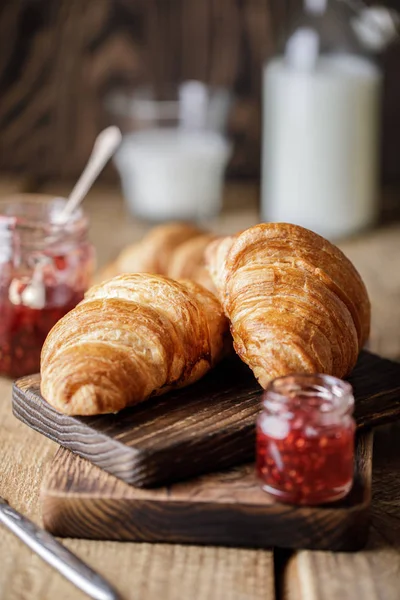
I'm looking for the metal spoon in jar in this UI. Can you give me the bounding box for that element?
[9,126,122,309]
[54,126,122,225]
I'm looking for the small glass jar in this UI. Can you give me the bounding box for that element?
[0,195,95,378]
[256,373,355,505]
[106,82,232,222]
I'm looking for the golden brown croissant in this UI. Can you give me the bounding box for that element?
[206,223,370,387]
[167,233,217,292]
[96,222,216,291]
[118,222,202,274]
[40,273,228,416]
[97,222,203,281]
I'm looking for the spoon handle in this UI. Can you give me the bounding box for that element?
[0,497,120,600]
[57,126,122,224]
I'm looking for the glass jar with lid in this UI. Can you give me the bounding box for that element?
[0,195,95,378]
[256,373,355,505]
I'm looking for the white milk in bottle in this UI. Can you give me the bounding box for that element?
[261,0,382,240]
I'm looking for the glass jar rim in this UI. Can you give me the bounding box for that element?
[263,373,354,416]
[0,194,89,239]
[105,82,231,116]
[105,82,233,135]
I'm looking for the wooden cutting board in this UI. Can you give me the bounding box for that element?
[13,351,400,488]
[41,431,373,552]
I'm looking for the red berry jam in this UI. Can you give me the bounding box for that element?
[256,374,355,505]
[0,196,95,378]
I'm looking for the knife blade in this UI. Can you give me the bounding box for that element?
[0,496,120,600]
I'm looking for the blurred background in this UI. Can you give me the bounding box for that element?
[0,1,398,183]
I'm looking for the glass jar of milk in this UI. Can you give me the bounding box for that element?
[261,0,382,240]
[107,82,232,222]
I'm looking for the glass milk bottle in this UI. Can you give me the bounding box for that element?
[261,0,382,240]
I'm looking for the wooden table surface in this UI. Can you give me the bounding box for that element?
[1,177,400,600]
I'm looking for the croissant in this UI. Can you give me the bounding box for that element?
[97,222,202,276]
[206,223,370,387]
[40,273,228,416]
[116,222,202,274]
[96,223,216,291]
[167,233,217,292]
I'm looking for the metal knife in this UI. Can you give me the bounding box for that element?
[0,496,120,600]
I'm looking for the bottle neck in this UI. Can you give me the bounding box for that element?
[304,0,328,15]
[280,0,371,61]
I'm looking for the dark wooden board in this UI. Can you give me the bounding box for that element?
[12,351,400,488]
[41,431,373,552]
[283,422,400,599]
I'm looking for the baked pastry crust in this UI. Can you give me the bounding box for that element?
[96,223,204,280]
[206,223,370,387]
[117,222,202,274]
[41,273,228,415]
[167,234,217,291]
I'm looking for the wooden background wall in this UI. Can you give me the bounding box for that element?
[0,0,399,183]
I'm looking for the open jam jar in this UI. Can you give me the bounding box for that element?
[0,195,95,378]
[256,374,355,505]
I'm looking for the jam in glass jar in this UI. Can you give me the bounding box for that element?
[0,195,95,378]
[256,373,355,505]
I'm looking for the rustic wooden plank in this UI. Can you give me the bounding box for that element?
[0,374,275,600]
[13,357,262,487]
[340,226,400,363]
[2,543,274,600]
[40,430,372,552]
[283,422,400,600]
[12,351,400,487]
[0,181,263,600]
[1,186,400,599]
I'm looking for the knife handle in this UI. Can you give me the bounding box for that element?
[0,498,120,600]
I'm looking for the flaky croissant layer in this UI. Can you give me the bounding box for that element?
[96,222,216,292]
[41,274,228,415]
[206,222,371,388]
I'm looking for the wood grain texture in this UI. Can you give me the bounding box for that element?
[340,225,400,364]
[12,351,400,488]
[0,379,273,600]
[13,357,261,487]
[1,1,400,185]
[283,422,400,600]
[41,431,373,552]
[0,0,280,180]
[1,357,274,599]
[0,182,267,600]
[1,181,400,600]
